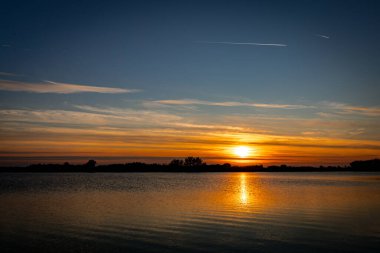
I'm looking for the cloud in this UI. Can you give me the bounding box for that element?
[75,105,272,133]
[0,72,18,77]
[196,41,287,47]
[154,99,311,109]
[1,104,380,166]
[0,80,139,94]
[247,139,380,150]
[316,34,330,39]
[74,105,182,123]
[0,106,267,136]
[324,102,380,116]
[0,109,110,125]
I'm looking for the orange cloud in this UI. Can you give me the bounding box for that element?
[1,105,379,166]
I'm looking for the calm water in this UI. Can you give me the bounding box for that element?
[0,172,379,253]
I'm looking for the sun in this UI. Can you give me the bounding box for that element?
[233,146,251,158]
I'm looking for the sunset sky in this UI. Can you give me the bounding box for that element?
[0,0,379,166]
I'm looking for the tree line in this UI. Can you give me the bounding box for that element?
[0,157,379,172]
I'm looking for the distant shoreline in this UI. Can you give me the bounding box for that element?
[0,158,379,173]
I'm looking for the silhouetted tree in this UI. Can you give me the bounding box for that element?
[169,159,184,166]
[184,157,205,167]
[85,160,96,169]
[350,159,380,170]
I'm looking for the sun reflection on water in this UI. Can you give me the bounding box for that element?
[239,173,249,205]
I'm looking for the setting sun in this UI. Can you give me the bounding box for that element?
[233,146,251,158]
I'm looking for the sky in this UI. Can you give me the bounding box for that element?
[0,0,379,166]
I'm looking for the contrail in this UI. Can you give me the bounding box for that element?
[196,41,287,47]
[316,34,330,39]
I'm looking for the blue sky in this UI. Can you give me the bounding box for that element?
[0,0,379,165]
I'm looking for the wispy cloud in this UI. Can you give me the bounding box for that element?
[324,102,380,116]
[154,99,311,109]
[196,41,287,47]
[0,107,253,134]
[74,105,181,123]
[1,104,380,166]
[0,72,18,77]
[316,34,330,39]
[0,80,139,94]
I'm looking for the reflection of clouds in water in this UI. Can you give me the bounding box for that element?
[240,174,249,205]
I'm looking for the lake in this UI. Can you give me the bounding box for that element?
[0,172,379,253]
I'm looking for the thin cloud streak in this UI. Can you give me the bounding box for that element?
[0,108,258,138]
[324,102,380,116]
[154,99,311,109]
[0,80,139,94]
[316,34,330,39]
[196,41,288,47]
[0,72,19,77]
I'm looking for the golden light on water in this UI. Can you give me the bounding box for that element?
[239,174,249,205]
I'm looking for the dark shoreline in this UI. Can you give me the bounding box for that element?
[0,158,379,173]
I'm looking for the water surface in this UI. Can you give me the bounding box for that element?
[0,172,379,252]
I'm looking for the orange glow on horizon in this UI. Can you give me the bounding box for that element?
[0,122,379,166]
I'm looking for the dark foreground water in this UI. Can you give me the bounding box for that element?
[0,172,379,253]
